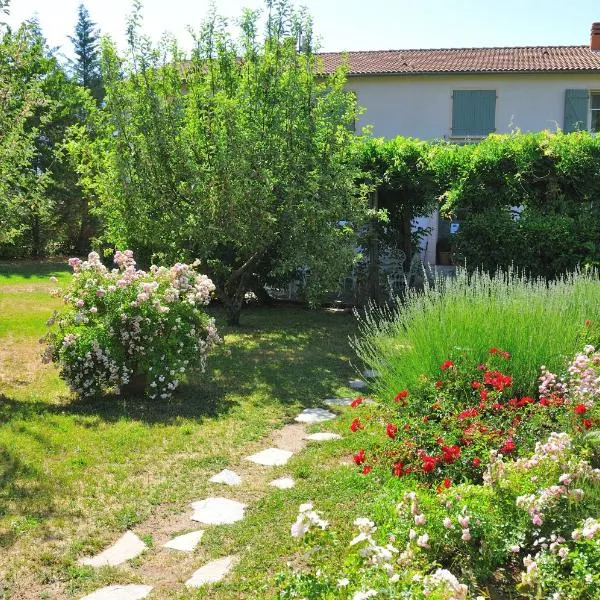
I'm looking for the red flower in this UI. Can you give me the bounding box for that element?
[516,396,534,408]
[500,438,516,454]
[492,402,503,410]
[362,465,372,475]
[353,449,366,465]
[350,396,363,408]
[442,445,461,464]
[484,370,513,391]
[350,418,364,432]
[501,351,511,359]
[422,454,438,473]
[441,360,454,371]
[443,477,452,488]
[539,398,550,407]
[583,418,593,429]
[435,380,444,388]
[472,457,481,468]
[471,381,482,389]
[392,461,405,477]
[386,423,398,440]
[458,407,479,420]
[489,347,498,354]
[394,390,409,404]
[574,403,587,415]
[480,389,488,402]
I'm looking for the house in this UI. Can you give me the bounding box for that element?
[319,23,600,265]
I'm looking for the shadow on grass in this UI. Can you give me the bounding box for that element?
[0,443,56,549]
[0,306,357,425]
[0,260,70,280]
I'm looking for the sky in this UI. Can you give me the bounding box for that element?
[4,0,600,61]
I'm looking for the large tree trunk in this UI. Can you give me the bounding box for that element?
[217,252,263,326]
[223,291,244,326]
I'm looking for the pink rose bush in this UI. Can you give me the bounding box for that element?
[44,251,220,399]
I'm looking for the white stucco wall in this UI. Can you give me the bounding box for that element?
[348,72,600,263]
[349,72,600,140]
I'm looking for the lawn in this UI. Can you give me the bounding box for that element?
[0,261,369,599]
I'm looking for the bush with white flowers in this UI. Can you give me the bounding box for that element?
[44,250,220,399]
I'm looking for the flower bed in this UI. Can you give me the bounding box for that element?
[278,345,600,599]
[44,251,220,399]
[347,347,598,489]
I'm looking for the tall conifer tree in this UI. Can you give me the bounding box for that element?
[69,3,103,103]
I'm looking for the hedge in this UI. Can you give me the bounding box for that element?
[359,131,600,277]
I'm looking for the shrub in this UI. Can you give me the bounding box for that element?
[44,251,220,399]
[354,268,600,398]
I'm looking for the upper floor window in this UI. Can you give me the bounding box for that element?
[590,92,600,132]
[451,90,496,139]
[564,89,591,132]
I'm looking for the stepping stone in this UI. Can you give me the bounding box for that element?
[163,530,204,552]
[269,476,295,489]
[185,555,239,588]
[190,497,246,525]
[210,469,242,486]
[349,379,368,390]
[294,408,336,424]
[78,531,146,568]
[305,432,342,441]
[363,369,379,379]
[323,397,376,407]
[81,585,153,600]
[323,397,354,406]
[245,447,293,466]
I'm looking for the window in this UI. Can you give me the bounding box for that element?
[591,92,600,132]
[451,90,496,138]
[564,89,589,132]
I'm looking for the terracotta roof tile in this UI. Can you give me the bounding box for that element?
[317,46,600,75]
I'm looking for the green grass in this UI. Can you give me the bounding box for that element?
[0,261,365,598]
[354,267,600,400]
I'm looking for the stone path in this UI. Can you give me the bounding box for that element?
[79,531,147,567]
[349,378,368,390]
[191,497,246,525]
[163,530,204,552]
[245,447,293,466]
[209,468,242,485]
[185,555,239,588]
[269,476,295,489]
[305,432,342,441]
[294,407,337,423]
[81,585,153,600]
[80,395,357,597]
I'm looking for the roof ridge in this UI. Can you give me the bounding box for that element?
[317,45,588,55]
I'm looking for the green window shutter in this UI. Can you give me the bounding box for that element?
[452,90,496,137]
[564,89,589,133]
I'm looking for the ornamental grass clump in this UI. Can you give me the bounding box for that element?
[44,250,220,399]
[354,267,600,398]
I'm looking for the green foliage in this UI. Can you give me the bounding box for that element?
[69,0,367,324]
[354,268,600,398]
[0,19,95,258]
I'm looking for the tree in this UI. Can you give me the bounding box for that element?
[70,0,368,324]
[69,3,103,104]
[0,18,94,257]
